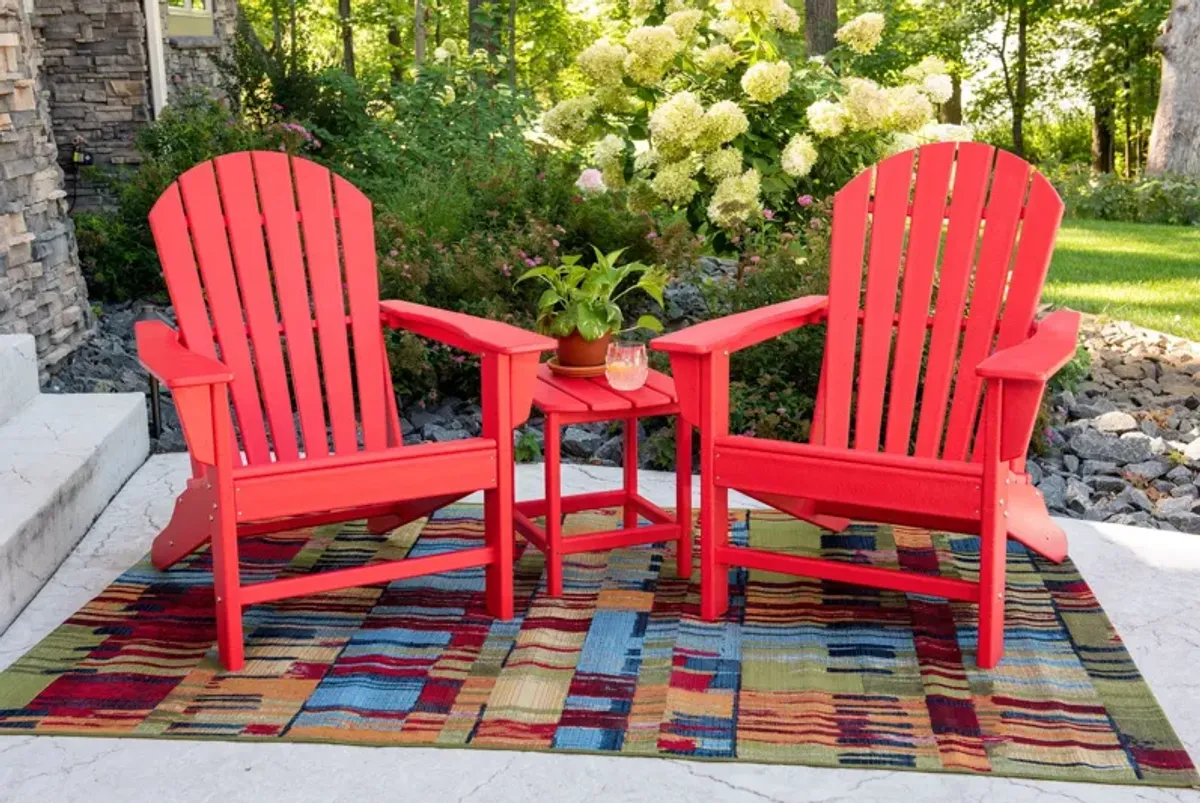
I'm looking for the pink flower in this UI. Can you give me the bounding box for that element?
[453,355,466,363]
[749,255,760,264]
[575,168,607,195]
[646,231,658,240]
[796,194,814,207]
[537,173,546,180]
[552,239,560,247]
[763,209,775,220]
[525,258,537,267]
[389,249,399,257]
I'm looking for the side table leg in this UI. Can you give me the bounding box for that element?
[623,416,639,529]
[545,412,564,596]
[675,417,693,581]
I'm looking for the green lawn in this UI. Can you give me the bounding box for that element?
[1044,219,1200,341]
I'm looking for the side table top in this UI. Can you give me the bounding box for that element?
[531,364,678,415]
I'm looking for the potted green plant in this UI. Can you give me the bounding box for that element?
[518,247,667,375]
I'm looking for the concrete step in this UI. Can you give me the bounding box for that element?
[0,334,38,426]
[0,392,148,630]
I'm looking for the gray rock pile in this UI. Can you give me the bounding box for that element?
[1029,317,1200,532]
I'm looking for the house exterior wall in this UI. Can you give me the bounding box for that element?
[161,0,237,102]
[0,0,89,376]
[33,0,151,202]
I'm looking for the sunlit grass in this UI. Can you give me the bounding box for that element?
[1044,219,1200,341]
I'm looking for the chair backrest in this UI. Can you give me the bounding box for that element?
[812,142,1063,461]
[149,151,397,467]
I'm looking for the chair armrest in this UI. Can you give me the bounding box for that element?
[651,296,828,356]
[379,300,555,356]
[976,309,1082,383]
[136,320,233,388]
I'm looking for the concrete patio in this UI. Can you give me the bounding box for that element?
[1,456,1198,803]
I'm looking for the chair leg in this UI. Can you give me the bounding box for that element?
[623,417,639,530]
[976,514,1006,669]
[976,386,1008,669]
[675,417,693,581]
[210,472,244,671]
[699,465,729,621]
[545,414,563,597]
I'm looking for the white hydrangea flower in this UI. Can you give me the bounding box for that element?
[595,84,636,112]
[922,74,954,104]
[842,77,889,131]
[705,148,743,181]
[698,100,749,150]
[577,40,628,86]
[665,9,704,40]
[769,0,800,33]
[903,55,950,81]
[835,12,885,55]
[884,84,934,132]
[629,0,657,19]
[695,43,739,73]
[633,144,659,172]
[730,0,773,19]
[649,91,706,159]
[541,95,597,143]
[707,168,762,229]
[806,99,847,138]
[624,26,684,85]
[781,133,817,177]
[576,168,607,194]
[710,17,746,40]
[740,60,791,104]
[917,122,974,143]
[885,132,920,156]
[665,0,693,11]
[593,134,626,171]
[652,159,700,204]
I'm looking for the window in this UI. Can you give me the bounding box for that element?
[166,0,214,38]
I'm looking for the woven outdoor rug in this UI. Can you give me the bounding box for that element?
[0,505,1194,788]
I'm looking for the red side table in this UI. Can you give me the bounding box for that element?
[514,364,692,595]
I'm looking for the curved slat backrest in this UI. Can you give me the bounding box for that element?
[149,151,396,466]
[812,142,1064,461]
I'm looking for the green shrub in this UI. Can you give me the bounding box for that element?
[1048,164,1200,225]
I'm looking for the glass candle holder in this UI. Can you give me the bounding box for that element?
[605,341,649,391]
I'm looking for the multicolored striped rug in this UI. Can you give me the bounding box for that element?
[0,505,1194,787]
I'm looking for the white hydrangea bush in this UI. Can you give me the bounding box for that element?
[540,3,969,238]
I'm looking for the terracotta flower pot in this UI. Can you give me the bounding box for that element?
[556,330,612,367]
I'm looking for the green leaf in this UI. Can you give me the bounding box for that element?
[575,304,609,341]
[634,314,663,333]
[537,288,562,311]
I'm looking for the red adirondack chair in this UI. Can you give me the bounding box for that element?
[653,143,1081,668]
[136,151,554,670]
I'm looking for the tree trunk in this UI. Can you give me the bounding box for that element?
[387,22,404,83]
[507,0,517,86]
[1123,76,1133,178]
[941,74,963,124]
[289,0,298,72]
[339,0,356,77]
[468,0,497,56]
[414,0,427,67]
[1147,0,1200,176]
[1092,99,1115,172]
[1012,0,1028,157]
[805,0,838,56]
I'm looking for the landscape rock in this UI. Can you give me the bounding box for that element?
[562,426,605,458]
[1092,411,1138,433]
[1068,431,1153,464]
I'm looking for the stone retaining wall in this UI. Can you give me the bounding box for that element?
[0,0,89,379]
